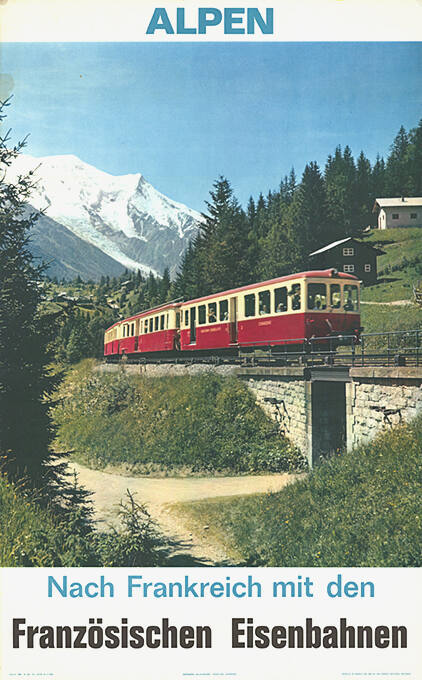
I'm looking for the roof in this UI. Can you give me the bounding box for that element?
[105,301,181,332]
[373,197,422,211]
[309,237,384,257]
[309,237,352,257]
[185,269,358,306]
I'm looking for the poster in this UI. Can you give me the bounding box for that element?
[0,1,421,679]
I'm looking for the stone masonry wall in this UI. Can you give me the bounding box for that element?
[98,362,238,378]
[99,362,422,466]
[235,367,312,464]
[347,367,422,449]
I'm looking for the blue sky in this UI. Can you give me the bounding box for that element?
[1,42,421,212]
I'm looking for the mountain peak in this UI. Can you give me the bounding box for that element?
[7,152,201,280]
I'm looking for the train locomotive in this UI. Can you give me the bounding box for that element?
[104,269,361,360]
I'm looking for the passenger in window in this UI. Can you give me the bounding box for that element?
[259,305,269,315]
[223,311,228,320]
[208,310,217,323]
[344,293,354,311]
[292,292,300,310]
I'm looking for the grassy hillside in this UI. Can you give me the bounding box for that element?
[54,362,305,475]
[171,417,422,567]
[0,473,164,567]
[361,302,422,334]
[361,227,422,302]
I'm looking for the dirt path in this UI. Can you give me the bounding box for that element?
[361,299,414,306]
[70,462,297,565]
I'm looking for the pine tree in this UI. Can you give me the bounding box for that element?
[385,125,411,196]
[325,145,358,238]
[199,176,250,292]
[372,154,386,201]
[159,267,171,302]
[0,99,65,493]
[407,119,422,196]
[286,161,331,270]
[355,151,373,230]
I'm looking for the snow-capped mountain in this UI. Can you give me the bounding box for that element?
[7,154,202,280]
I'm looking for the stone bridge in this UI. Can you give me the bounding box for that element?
[99,362,422,467]
[235,365,422,466]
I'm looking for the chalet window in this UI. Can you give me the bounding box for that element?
[307,283,327,310]
[160,314,165,330]
[330,284,341,309]
[244,293,255,318]
[392,213,399,219]
[290,283,301,311]
[410,213,418,219]
[185,309,189,327]
[208,302,217,323]
[343,264,355,273]
[258,290,270,315]
[274,286,287,313]
[219,299,229,321]
[343,247,354,256]
[344,285,359,312]
[364,264,371,272]
[198,305,206,325]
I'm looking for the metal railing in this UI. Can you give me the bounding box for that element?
[108,329,422,368]
[239,329,421,368]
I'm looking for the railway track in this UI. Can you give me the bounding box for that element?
[105,328,422,369]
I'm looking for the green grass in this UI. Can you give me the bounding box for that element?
[0,473,166,567]
[361,228,422,302]
[54,364,306,475]
[361,303,422,333]
[171,417,422,567]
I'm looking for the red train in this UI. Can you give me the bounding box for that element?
[104,269,361,358]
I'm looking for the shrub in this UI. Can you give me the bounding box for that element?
[174,417,422,567]
[54,369,306,474]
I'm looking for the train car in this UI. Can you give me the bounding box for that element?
[104,302,182,357]
[179,269,361,352]
[104,269,361,359]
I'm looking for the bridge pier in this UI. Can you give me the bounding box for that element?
[100,361,422,468]
[236,366,422,467]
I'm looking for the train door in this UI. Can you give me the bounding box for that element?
[229,297,238,343]
[190,307,196,344]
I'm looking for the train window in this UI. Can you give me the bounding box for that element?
[219,299,228,321]
[307,283,327,310]
[160,314,165,330]
[144,320,148,334]
[344,285,359,312]
[290,284,301,311]
[131,323,135,336]
[198,305,206,325]
[149,318,154,332]
[244,293,255,317]
[185,309,189,327]
[208,302,217,323]
[175,312,181,329]
[274,286,287,313]
[154,316,158,331]
[258,290,270,316]
[166,313,169,329]
[330,284,341,309]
